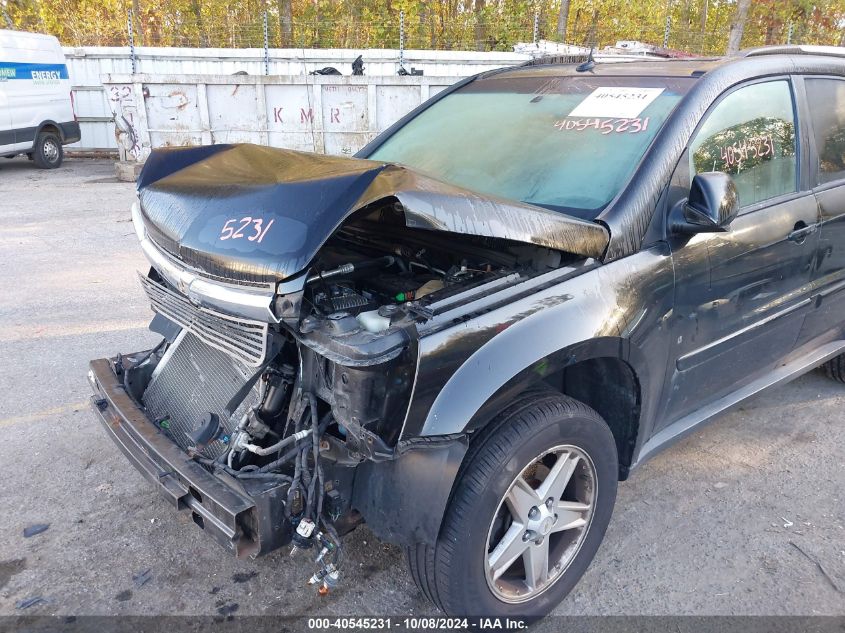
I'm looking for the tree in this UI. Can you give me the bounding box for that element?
[132,0,143,43]
[189,0,208,47]
[5,0,845,54]
[278,0,293,46]
[2,0,13,28]
[556,0,571,41]
[473,0,485,51]
[726,0,752,54]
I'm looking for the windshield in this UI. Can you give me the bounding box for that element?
[368,74,693,220]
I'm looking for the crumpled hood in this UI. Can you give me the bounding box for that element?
[136,144,609,283]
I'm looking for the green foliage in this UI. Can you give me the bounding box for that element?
[5,0,845,52]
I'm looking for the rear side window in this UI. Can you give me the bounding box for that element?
[689,80,797,208]
[805,78,845,185]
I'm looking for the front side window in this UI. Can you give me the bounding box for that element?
[368,75,692,220]
[805,78,845,185]
[689,80,797,208]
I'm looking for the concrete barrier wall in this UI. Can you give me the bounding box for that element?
[102,73,460,161]
[64,46,527,152]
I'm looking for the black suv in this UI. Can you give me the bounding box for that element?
[88,46,845,618]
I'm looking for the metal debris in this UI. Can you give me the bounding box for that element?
[22,524,50,538]
[789,541,844,594]
[132,568,152,588]
[15,596,47,609]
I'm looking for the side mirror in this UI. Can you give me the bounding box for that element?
[671,172,739,235]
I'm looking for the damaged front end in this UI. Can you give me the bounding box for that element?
[88,144,608,588]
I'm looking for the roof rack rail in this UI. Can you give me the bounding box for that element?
[741,44,845,59]
[522,53,591,67]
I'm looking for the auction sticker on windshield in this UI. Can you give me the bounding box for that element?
[569,87,665,119]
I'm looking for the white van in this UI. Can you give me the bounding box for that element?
[0,29,80,168]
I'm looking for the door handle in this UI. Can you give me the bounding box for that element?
[787,222,818,244]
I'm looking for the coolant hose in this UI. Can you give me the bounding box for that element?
[259,411,333,473]
[241,428,312,456]
[192,456,292,483]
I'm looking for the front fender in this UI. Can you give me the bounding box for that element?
[416,246,673,437]
[365,248,672,544]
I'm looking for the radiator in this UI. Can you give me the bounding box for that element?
[143,331,260,458]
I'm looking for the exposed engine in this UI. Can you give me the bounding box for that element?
[303,204,563,321]
[120,201,567,593]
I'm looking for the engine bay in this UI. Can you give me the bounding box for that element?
[115,201,573,592]
[300,204,566,328]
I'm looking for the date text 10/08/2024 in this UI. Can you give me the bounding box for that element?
[307,617,529,630]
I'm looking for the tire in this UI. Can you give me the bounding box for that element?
[32,131,63,169]
[406,390,618,619]
[822,353,845,383]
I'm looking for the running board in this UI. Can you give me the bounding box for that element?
[634,340,845,468]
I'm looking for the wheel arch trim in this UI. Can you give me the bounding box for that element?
[461,339,645,477]
[419,324,649,442]
[35,120,64,142]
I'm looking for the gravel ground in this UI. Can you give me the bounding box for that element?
[0,157,843,618]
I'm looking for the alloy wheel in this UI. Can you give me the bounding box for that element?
[484,444,597,603]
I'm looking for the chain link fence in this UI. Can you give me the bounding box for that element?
[7,3,844,58]
[116,11,736,56]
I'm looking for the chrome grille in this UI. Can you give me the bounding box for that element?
[143,331,260,458]
[139,274,269,367]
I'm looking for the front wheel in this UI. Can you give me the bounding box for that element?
[32,131,63,169]
[407,392,618,619]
